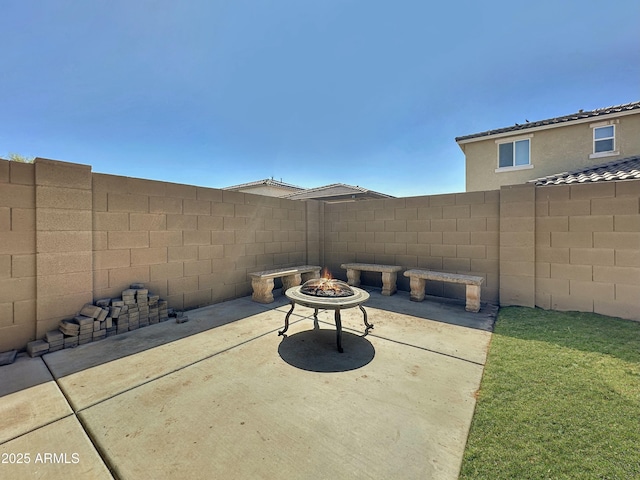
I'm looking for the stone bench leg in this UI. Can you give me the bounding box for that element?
[252,277,274,303]
[282,273,302,293]
[345,269,361,287]
[465,284,481,313]
[381,271,398,296]
[408,277,426,302]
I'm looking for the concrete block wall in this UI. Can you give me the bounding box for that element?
[35,159,94,338]
[0,160,37,351]
[92,172,308,311]
[305,200,323,267]
[535,180,640,320]
[322,192,501,303]
[1,157,638,352]
[499,183,535,307]
[1,158,309,351]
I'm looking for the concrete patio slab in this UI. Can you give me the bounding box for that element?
[314,291,493,366]
[0,354,72,445]
[0,289,495,480]
[0,415,114,479]
[44,306,307,411]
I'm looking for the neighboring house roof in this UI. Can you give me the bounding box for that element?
[456,100,640,143]
[224,178,306,193]
[283,183,394,202]
[529,156,640,186]
[224,179,393,202]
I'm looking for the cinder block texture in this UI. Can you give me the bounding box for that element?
[0,159,10,183]
[534,179,640,320]
[108,193,149,213]
[0,184,35,209]
[34,159,94,344]
[324,190,501,303]
[3,159,640,351]
[36,186,92,210]
[34,158,91,189]
[500,184,535,307]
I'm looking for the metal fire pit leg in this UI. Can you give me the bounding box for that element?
[279,301,295,336]
[334,308,343,353]
[313,308,319,329]
[360,305,374,332]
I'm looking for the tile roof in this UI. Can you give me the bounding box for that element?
[224,178,306,192]
[529,156,640,186]
[456,101,640,143]
[224,179,394,201]
[283,183,394,200]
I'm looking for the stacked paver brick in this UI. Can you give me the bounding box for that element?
[25,283,170,357]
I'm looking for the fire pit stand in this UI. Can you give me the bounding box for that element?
[279,285,372,353]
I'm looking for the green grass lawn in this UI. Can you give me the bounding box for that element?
[460,307,640,480]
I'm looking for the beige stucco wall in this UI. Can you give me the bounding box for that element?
[463,112,640,192]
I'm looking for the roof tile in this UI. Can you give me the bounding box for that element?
[529,156,640,186]
[224,178,305,192]
[456,101,640,142]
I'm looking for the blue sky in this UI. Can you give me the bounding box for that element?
[1,1,638,197]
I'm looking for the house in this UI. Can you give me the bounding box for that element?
[225,179,393,203]
[283,183,393,203]
[456,101,640,191]
[223,178,306,198]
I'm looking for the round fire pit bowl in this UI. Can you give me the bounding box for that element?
[299,278,355,298]
[279,285,372,353]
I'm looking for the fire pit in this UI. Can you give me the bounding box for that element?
[279,275,372,353]
[299,278,354,297]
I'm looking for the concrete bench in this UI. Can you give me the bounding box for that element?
[248,265,321,303]
[340,263,403,296]
[403,269,484,313]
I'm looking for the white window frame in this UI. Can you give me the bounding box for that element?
[495,134,534,173]
[590,120,619,159]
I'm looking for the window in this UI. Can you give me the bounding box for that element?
[594,125,614,153]
[498,139,530,168]
[590,121,619,159]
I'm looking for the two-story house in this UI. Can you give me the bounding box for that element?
[456,101,640,191]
